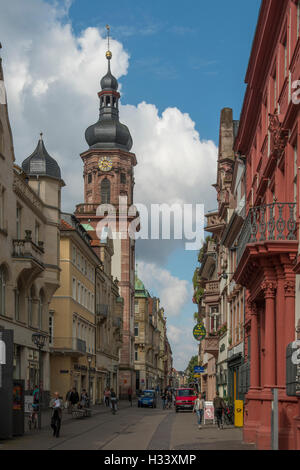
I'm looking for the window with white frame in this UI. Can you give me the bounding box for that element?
[77,282,81,303]
[72,246,76,264]
[0,186,5,230]
[72,278,76,300]
[0,265,6,316]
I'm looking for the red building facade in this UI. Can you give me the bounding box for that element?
[234,0,300,450]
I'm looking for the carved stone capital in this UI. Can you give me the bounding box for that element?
[284,280,296,298]
[261,281,276,299]
[247,301,258,316]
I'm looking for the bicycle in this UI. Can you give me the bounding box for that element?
[28,405,39,430]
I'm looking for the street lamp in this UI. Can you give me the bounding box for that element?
[87,355,92,407]
[32,332,47,430]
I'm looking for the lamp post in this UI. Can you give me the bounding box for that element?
[32,332,47,430]
[87,355,92,407]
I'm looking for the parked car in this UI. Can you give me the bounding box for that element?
[138,390,157,408]
[175,388,197,412]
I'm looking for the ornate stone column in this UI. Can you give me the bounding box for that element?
[262,281,276,388]
[249,301,260,389]
[284,281,296,346]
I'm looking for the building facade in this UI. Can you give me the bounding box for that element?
[75,49,137,398]
[0,55,63,400]
[234,0,300,449]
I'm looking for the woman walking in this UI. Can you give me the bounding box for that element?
[104,387,111,407]
[193,392,205,429]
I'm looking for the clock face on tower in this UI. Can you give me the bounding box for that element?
[98,156,113,172]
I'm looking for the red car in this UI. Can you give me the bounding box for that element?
[175,388,197,412]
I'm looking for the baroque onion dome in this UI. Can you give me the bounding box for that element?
[22,133,61,180]
[85,49,133,152]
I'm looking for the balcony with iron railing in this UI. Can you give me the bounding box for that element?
[236,202,297,267]
[96,304,109,322]
[50,337,87,356]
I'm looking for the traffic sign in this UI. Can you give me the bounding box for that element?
[194,366,205,374]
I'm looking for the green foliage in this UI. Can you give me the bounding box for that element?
[194,287,204,304]
[185,355,199,385]
[198,236,213,263]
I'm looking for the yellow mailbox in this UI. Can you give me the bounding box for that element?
[234,400,244,427]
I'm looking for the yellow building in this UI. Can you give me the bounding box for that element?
[94,235,123,400]
[134,274,171,392]
[49,213,99,402]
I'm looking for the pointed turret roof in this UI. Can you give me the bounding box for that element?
[22,133,61,180]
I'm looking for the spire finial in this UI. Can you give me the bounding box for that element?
[105,25,112,61]
[39,132,43,141]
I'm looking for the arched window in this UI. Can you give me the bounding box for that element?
[28,285,35,326]
[101,178,110,204]
[0,265,7,315]
[39,290,45,330]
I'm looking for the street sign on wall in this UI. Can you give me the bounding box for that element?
[194,366,205,374]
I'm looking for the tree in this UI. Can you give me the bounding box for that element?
[185,355,198,385]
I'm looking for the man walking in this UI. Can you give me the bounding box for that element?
[213,391,225,429]
[69,387,79,411]
[50,392,63,438]
[128,386,133,407]
[193,392,205,429]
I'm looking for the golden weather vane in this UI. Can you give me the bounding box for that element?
[105,25,112,60]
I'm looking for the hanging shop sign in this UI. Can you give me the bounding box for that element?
[193,323,206,342]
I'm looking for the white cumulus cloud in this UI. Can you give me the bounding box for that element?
[137,261,192,318]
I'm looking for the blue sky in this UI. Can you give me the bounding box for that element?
[68,0,261,142]
[1,0,261,369]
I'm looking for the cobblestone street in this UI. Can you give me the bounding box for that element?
[0,403,255,451]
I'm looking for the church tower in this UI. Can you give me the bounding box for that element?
[75,28,137,397]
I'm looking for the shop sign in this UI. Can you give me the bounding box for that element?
[193,324,206,342]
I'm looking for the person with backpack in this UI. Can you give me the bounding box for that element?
[213,391,226,429]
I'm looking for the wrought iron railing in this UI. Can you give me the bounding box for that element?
[96,304,109,317]
[237,203,297,265]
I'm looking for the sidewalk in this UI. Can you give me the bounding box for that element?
[25,399,136,433]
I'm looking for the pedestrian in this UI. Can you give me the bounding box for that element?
[193,392,205,429]
[50,392,63,438]
[213,391,225,429]
[128,386,132,407]
[65,388,72,413]
[167,390,172,409]
[110,388,117,414]
[69,387,79,412]
[104,387,111,407]
[161,390,166,409]
[79,389,89,409]
[31,384,39,424]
